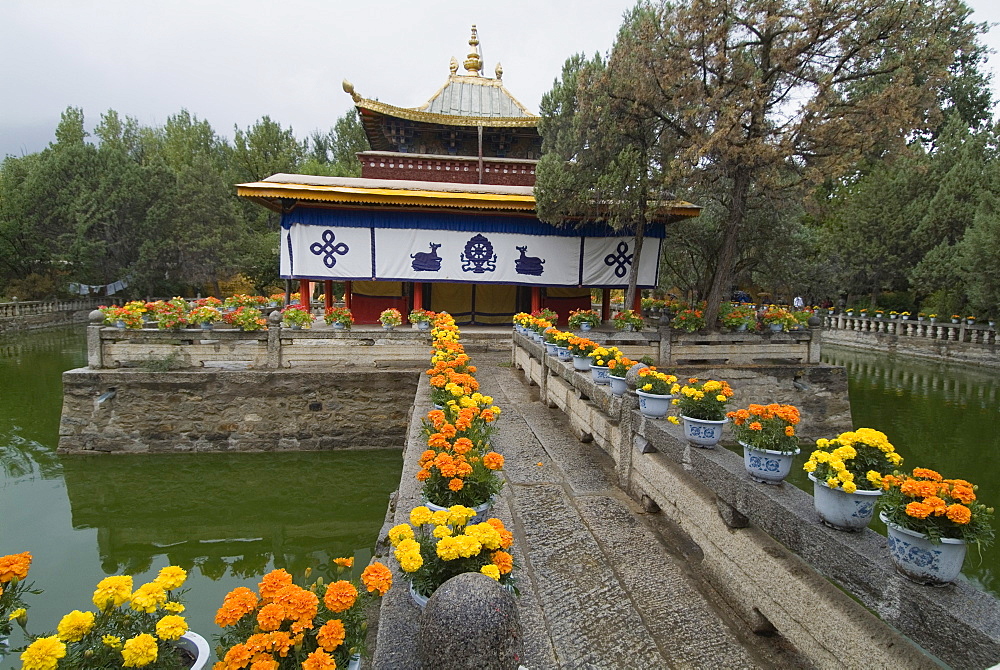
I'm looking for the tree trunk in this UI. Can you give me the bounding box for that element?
[624,213,647,314]
[703,169,751,329]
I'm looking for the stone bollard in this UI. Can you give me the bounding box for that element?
[418,573,523,670]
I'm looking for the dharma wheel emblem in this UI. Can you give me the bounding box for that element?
[460,234,497,274]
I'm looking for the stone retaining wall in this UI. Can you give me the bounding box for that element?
[59,368,419,453]
[513,333,1000,669]
[822,323,1000,367]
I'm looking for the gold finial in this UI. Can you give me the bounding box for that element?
[495,62,503,80]
[463,25,482,76]
[342,79,360,103]
[449,57,459,75]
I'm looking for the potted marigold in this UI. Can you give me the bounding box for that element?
[879,468,994,585]
[188,305,223,330]
[224,306,267,332]
[635,367,679,418]
[587,346,620,385]
[613,310,644,332]
[804,428,902,531]
[668,378,734,448]
[531,307,558,324]
[379,308,402,331]
[324,306,353,330]
[19,565,207,669]
[606,353,636,397]
[409,308,435,331]
[418,400,504,511]
[215,561,392,669]
[719,303,755,331]
[728,403,802,485]
[281,304,314,330]
[567,309,600,331]
[390,505,516,608]
[671,307,705,332]
[761,307,796,332]
[565,336,598,371]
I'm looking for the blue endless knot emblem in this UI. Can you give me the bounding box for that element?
[461,234,497,274]
[604,241,633,278]
[309,230,349,268]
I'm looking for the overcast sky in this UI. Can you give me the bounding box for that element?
[2,0,999,159]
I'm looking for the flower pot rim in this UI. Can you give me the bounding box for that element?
[608,373,627,380]
[635,389,674,399]
[879,512,967,544]
[680,414,727,424]
[739,440,801,457]
[807,472,882,495]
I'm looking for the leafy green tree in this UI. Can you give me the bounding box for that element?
[231,116,305,183]
[300,110,369,177]
[541,0,987,328]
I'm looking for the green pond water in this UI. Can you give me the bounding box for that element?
[0,325,403,656]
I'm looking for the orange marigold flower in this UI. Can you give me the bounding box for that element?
[441,424,457,439]
[427,433,450,449]
[480,409,496,422]
[448,477,465,491]
[250,656,279,670]
[453,438,473,455]
[323,580,358,613]
[316,619,345,651]
[361,562,393,596]
[333,557,354,568]
[416,469,432,482]
[923,496,947,514]
[748,422,763,431]
[951,485,976,504]
[426,409,445,427]
[258,570,294,603]
[275,584,318,623]
[269,631,293,657]
[257,603,285,632]
[224,644,253,668]
[784,426,795,437]
[912,467,942,481]
[946,504,972,524]
[419,450,436,465]
[492,550,514,574]
[0,552,31,583]
[483,452,505,470]
[302,648,337,670]
[216,587,259,627]
[905,502,933,519]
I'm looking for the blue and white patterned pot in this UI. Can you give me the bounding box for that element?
[681,415,726,447]
[557,347,572,361]
[881,512,967,585]
[590,365,611,385]
[545,342,559,356]
[609,375,628,396]
[809,473,881,531]
[636,390,672,418]
[741,442,800,485]
[572,355,592,371]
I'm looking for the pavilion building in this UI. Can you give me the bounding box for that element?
[237,27,700,324]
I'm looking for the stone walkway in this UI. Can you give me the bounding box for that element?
[373,350,803,669]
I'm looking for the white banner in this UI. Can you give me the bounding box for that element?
[282,224,660,287]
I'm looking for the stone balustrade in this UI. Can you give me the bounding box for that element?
[820,314,1000,366]
[0,297,105,318]
[512,331,1000,669]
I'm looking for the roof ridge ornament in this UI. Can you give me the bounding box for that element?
[495,62,503,80]
[449,57,459,75]
[463,25,482,76]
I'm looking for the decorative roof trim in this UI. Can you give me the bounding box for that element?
[355,98,539,128]
[236,182,536,211]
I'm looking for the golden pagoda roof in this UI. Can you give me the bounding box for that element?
[342,25,538,129]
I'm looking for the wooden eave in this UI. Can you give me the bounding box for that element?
[355,98,539,129]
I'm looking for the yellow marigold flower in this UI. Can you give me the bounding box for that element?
[803,460,816,472]
[431,510,451,526]
[448,505,476,525]
[410,506,433,526]
[812,451,830,463]
[436,536,462,561]
[317,619,346,651]
[465,523,502,550]
[130,582,167,613]
[163,601,185,614]
[829,459,845,472]
[93,575,133,610]
[397,550,423,573]
[21,636,66,670]
[9,607,25,622]
[716,395,727,402]
[703,380,722,392]
[388,524,414,546]
[102,635,122,649]
[154,565,187,590]
[826,478,839,489]
[361,561,393,596]
[667,416,680,424]
[866,471,883,486]
[57,609,95,642]
[480,564,501,580]
[323,580,358,613]
[156,614,188,641]
[122,633,158,667]
[842,481,858,494]
[433,525,453,538]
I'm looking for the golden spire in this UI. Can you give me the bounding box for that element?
[463,25,482,76]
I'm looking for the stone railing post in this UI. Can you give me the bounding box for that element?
[266,311,282,368]
[87,310,105,369]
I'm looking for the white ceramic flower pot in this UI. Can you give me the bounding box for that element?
[418,321,431,331]
[410,581,430,610]
[177,631,210,670]
[557,347,572,361]
[636,390,672,418]
[580,322,593,331]
[572,355,592,371]
[881,513,967,585]
[590,365,610,385]
[741,443,799,485]
[681,416,726,447]
[809,473,881,531]
[545,342,559,356]
[609,375,627,396]
[423,497,493,524]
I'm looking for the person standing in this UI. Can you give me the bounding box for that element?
[793,295,804,309]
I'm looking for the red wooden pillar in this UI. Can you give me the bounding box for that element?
[299,279,311,307]
[324,280,333,311]
[412,282,423,311]
[530,287,541,314]
[343,281,352,310]
[632,289,642,314]
[601,288,611,323]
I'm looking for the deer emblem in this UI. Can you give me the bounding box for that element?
[411,242,442,272]
[514,245,545,276]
